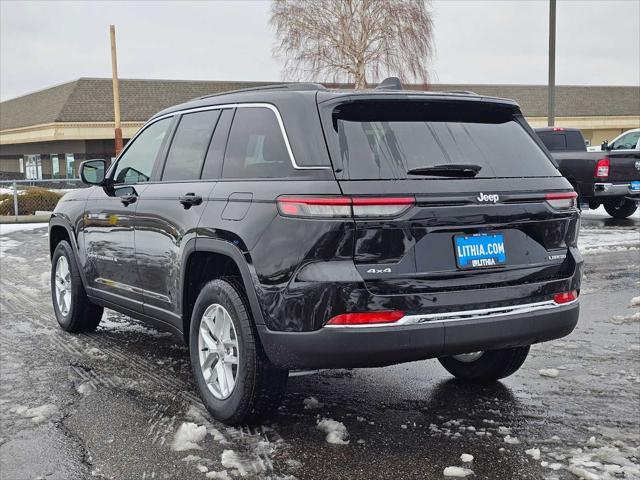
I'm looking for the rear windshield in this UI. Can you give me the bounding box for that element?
[327,101,559,180]
[537,130,585,151]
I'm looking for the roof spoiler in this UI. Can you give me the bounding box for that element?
[376,77,403,91]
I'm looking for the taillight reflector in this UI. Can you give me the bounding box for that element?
[553,290,578,304]
[545,191,578,209]
[595,158,610,178]
[327,310,405,326]
[277,196,415,218]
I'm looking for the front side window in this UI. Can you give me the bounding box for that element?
[162,110,220,181]
[113,118,171,184]
[222,107,292,179]
[611,131,640,150]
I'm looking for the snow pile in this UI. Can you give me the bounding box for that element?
[497,426,511,436]
[303,396,324,410]
[316,418,350,444]
[220,449,268,476]
[171,422,207,451]
[525,448,541,460]
[539,368,560,378]
[460,453,474,463]
[611,311,640,323]
[443,466,474,477]
[631,296,640,307]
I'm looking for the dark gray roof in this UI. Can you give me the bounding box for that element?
[1,77,638,130]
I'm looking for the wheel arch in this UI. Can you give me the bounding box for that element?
[181,238,265,345]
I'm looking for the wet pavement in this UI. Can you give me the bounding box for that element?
[0,209,638,480]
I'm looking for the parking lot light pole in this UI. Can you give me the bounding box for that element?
[548,0,556,127]
[110,25,123,156]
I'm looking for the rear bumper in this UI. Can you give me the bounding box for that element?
[593,182,640,198]
[258,300,579,369]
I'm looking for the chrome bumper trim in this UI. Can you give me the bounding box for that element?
[324,299,578,329]
[594,183,639,197]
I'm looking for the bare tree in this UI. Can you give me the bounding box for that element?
[270,0,434,88]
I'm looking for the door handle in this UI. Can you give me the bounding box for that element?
[120,194,137,206]
[179,193,202,209]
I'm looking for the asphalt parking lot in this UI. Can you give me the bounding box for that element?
[0,209,638,480]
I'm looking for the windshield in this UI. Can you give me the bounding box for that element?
[328,100,559,180]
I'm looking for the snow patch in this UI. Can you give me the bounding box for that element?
[0,223,48,235]
[460,453,474,463]
[539,368,560,378]
[443,466,474,477]
[316,418,350,444]
[13,403,59,423]
[220,449,268,477]
[171,422,207,451]
[503,435,520,445]
[303,396,324,410]
[76,382,96,395]
[631,296,640,307]
[206,471,232,480]
[525,448,541,460]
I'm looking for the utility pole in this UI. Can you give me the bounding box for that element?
[548,0,556,127]
[110,25,123,155]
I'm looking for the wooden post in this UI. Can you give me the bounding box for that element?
[547,0,556,127]
[110,25,123,155]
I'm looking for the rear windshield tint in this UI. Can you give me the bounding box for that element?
[328,101,559,180]
[538,130,584,151]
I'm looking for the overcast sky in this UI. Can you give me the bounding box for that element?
[1,0,638,101]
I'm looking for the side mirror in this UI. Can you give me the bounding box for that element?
[80,159,107,185]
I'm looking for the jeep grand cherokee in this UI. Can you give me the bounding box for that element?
[49,80,582,424]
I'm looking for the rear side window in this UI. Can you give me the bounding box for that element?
[162,110,220,181]
[222,107,293,179]
[328,101,559,180]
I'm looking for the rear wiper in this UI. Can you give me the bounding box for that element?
[407,164,482,178]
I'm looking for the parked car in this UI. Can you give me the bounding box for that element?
[50,81,582,424]
[535,127,640,218]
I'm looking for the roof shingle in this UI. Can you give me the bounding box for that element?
[1,78,638,130]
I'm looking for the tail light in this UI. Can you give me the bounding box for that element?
[545,192,577,209]
[277,196,415,218]
[327,310,405,326]
[553,290,578,304]
[594,158,610,178]
[552,127,564,131]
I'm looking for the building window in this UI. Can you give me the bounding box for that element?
[52,155,60,179]
[65,153,75,178]
[25,155,42,180]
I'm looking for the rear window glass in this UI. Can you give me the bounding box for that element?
[328,101,559,180]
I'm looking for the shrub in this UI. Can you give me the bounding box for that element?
[0,187,63,216]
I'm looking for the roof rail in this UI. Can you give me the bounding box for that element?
[198,82,327,100]
[446,90,479,95]
[376,77,403,91]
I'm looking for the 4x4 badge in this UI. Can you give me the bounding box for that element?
[367,268,392,274]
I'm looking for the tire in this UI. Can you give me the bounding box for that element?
[189,279,288,425]
[438,346,530,383]
[51,240,103,332]
[603,198,637,219]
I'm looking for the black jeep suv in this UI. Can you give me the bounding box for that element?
[49,81,582,424]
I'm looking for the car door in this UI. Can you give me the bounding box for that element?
[134,108,232,328]
[82,117,173,312]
